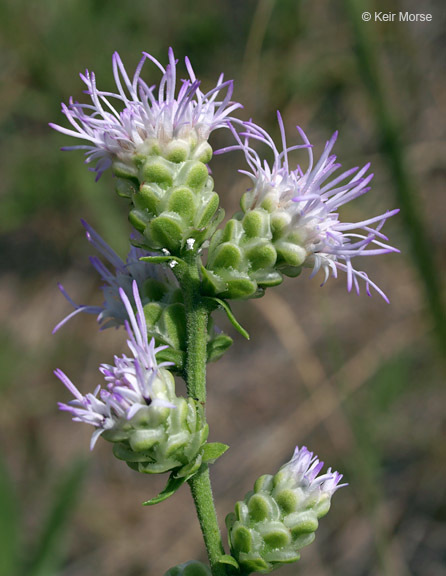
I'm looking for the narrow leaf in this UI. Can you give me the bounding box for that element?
[139,255,186,267]
[25,458,87,576]
[218,555,240,571]
[0,453,20,576]
[204,297,250,340]
[143,472,188,506]
[202,443,229,465]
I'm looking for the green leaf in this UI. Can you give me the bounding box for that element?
[207,334,233,363]
[0,453,19,576]
[218,555,240,571]
[25,458,87,576]
[143,471,188,506]
[202,442,229,465]
[139,255,186,267]
[204,297,250,340]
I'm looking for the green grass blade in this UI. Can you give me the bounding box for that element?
[0,453,20,576]
[24,458,87,576]
[343,0,446,359]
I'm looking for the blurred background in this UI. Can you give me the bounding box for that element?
[1,0,445,575]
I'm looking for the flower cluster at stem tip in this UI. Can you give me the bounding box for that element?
[51,47,399,300]
[52,48,399,574]
[226,446,346,573]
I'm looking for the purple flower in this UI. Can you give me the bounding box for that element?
[50,48,242,179]
[283,446,346,496]
[221,113,399,301]
[53,220,175,332]
[56,281,174,449]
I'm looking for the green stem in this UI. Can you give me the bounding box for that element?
[179,250,227,576]
[181,253,209,401]
[188,467,226,576]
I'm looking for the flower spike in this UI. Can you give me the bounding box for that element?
[226,446,346,573]
[50,49,242,179]
[224,114,399,300]
[56,281,173,447]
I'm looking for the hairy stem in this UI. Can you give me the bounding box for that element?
[188,468,226,576]
[179,250,227,576]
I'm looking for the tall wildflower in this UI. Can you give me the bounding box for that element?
[52,48,399,575]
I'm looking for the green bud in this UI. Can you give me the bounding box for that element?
[220,218,244,243]
[196,142,213,164]
[242,209,271,239]
[201,266,228,296]
[209,242,243,270]
[278,265,302,278]
[251,270,283,288]
[142,157,174,188]
[167,186,197,222]
[182,161,209,190]
[194,192,219,230]
[116,143,223,254]
[146,212,184,252]
[112,160,139,181]
[138,183,162,214]
[259,193,280,214]
[270,210,292,239]
[245,240,277,271]
[275,241,306,268]
[217,269,258,299]
[165,140,190,163]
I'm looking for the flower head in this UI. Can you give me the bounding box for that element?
[53,220,176,332]
[56,281,174,449]
[222,113,399,301]
[283,445,346,496]
[50,48,242,179]
[227,444,345,573]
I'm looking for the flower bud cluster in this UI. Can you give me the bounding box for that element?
[203,115,399,301]
[202,210,282,299]
[52,49,398,301]
[226,446,345,574]
[109,364,208,477]
[50,48,239,256]
[122,148,223,255]
[56,281,208,477]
